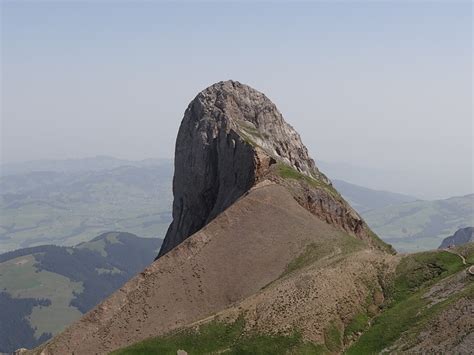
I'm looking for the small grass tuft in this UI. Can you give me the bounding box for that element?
[344,312,369,341]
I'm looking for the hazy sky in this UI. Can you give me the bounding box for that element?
[1,1,472,199]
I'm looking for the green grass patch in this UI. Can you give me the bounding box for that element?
[391,251,463,301]
[112,317,323,355]
[346,250,465,354]
[344,312,369,340]
[324,322,342,353]
[276,164,339,198]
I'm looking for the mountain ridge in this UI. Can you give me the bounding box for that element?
[25,81,397,354]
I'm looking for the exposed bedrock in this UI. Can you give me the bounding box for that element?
[158,80,393,258]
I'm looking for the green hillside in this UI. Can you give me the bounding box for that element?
[0,232,162,353]
[0,164,172,253]
[362,194,474,252]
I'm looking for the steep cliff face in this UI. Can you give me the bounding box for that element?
[159,80,391,258]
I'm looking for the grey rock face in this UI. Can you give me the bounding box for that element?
[439,227,473,249]
[158,81,323,257]
[158,80,391,258]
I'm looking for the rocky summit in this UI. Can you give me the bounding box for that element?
[158,80,389,258]
[439,227,473,249]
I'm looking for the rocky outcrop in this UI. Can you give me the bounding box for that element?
[439,227,473,249]
[158,80,392,258]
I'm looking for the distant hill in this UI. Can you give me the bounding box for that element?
[363,194,474,252]
[0,232,162,353]
[1,156,171,176]
[332,179,417,213]
[2,156,471,256]
[0,163,173,253]
[439,227,473,249]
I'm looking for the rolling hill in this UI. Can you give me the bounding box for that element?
[0,232,162,353]
[2,158,471,255]
[0,164,172,253]
[363,194,474,252]
[332,179,417,213]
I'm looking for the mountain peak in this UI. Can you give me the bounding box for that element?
[191,80,321,177]
[158,81,391,257]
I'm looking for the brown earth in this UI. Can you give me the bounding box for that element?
[30,182,395,354]
[405,296,473,354]
[211,248,397,345]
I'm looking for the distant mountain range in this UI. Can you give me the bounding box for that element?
[1,156,170,176]
[0,232,162,353]
[0,162,173,253]
[332,179,473,252]
[332,179,417,213]
[1,156,472,254]
[362,194,473,252]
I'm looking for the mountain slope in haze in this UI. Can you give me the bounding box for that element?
[3,154,470,256]
[363,194,474,252]
[439,227,473,249]
[332,179,417,213]
[0,232,161,354]
[30,81,393,354]
[0,164,172,253]
[0,156,170,176]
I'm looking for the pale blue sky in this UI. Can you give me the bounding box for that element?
[1,1,472,199]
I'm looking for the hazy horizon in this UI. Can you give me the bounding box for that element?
[2,1,472,200]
